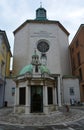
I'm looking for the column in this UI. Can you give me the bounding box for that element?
[14,87,16,113]
[43,86,48,114]
[53,86,57,110]
[16,87,19,105]
[57,76,61,106]
[28,86,30,108]
[25,86,30,114]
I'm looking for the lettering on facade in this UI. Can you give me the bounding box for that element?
[31,31,56,38]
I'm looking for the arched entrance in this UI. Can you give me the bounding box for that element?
[31,86,43,113]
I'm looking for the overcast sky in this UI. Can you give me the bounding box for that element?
[0,0,84,53]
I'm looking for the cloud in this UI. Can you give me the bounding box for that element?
[0,0,84,51]
[45,0,84,42]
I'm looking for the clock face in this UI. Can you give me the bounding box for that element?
[37,41,49,52]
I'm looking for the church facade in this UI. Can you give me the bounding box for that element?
[11,6,80,114]
[13,7,71,76]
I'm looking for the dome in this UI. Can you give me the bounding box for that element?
[19,64,33,75]
[40,65,50,74]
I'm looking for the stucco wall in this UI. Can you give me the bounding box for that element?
[57,26,71,75]
[5,78,16,106]
[0,84,4,107]
[62,78,80,104]
[13,22,71,76]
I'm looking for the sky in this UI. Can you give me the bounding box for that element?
[0,0,84,54]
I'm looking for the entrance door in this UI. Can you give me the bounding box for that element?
[19,87,26,105]
[31,86,43,113]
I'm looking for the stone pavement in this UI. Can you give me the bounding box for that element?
[0,106,84,126]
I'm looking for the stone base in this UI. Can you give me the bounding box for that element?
[43,105,57,114]
[14,105,58,114]
[14,105,25,114]
[43,106,48,114]
[25,105,30,114]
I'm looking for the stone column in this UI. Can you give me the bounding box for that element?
[14,87,16,105]
[16,87,19,105]
[43,86,48,114]
[14,87,16,113]
[57,76,61,106]
[25,86,30,114]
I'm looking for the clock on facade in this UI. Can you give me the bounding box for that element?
[37,41,49,52]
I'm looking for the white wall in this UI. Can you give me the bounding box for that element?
[13,22,71,76]
[13,24,30,75]
[57,26,71,75]
[5,78,16,107]
[63,78,80,104]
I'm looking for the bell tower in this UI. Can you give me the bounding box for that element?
[35,4,47,20]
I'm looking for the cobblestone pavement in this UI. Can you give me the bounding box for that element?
[0,106,84,126]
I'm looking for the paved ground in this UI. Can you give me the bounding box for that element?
[0,106,84,126]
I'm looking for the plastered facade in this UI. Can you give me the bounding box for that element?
[13,22,71,76]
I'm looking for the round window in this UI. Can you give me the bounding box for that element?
[37,41,49,52]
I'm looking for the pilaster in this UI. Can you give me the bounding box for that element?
[58,76,61,106]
